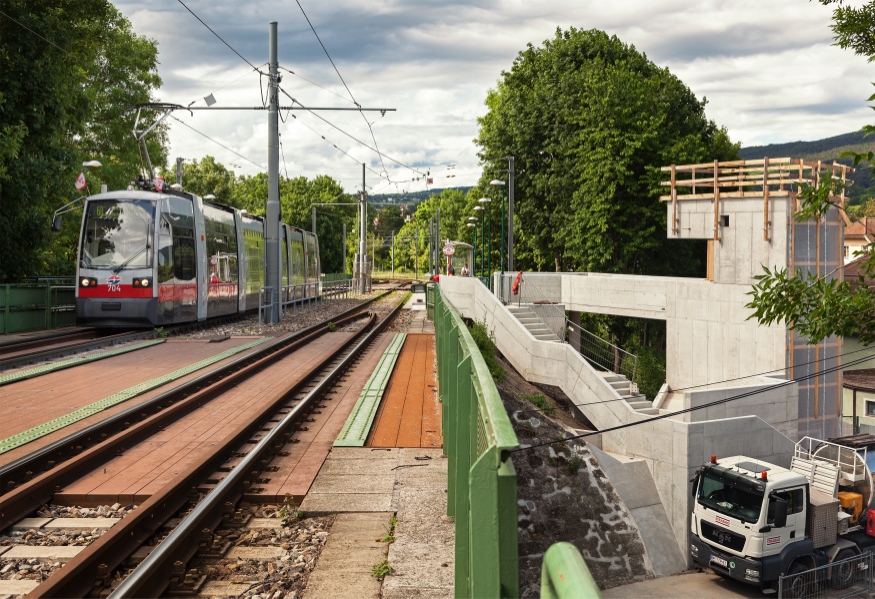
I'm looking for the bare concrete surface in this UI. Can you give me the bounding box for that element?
[299,448,398,513]
[602,570,760,598]
[0,579,39,595]
[302,512,391,599]
[383,447,453,599]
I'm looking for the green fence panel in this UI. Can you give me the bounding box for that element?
[2,284,77,334]
[432,284,519,598]
[540,542,601,599]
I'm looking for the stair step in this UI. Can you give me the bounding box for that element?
[533,334,559,340]
[628,401,652,409]
[609,381,631,390]
[636,408,660,415]
[599,373,625,382]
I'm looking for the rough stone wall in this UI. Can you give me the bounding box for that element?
[499,391,652,595]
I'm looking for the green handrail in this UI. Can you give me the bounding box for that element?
[433,284,519,598]
[2,284,76,335]
[541,542,601,599]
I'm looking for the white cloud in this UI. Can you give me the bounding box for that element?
[116,0,875,191]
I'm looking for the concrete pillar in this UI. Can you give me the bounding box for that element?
[568,310,582,352]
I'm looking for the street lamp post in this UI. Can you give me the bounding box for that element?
[474,205,484,279]
[467,222,476,276]
[479,197,492,285]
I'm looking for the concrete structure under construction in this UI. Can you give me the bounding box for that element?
[439,157,853,569]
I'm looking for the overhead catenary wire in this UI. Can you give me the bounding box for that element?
[513,350,875,454]
[279,87,428,177]
[170,115,265,171]
[278,66,355,106]
[176,0,264,74]
[285,111,385,180]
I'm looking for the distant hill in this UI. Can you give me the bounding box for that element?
[369,186,472,205]
[739,131,874,204]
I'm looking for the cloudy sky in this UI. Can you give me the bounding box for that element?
[116,0,873,193]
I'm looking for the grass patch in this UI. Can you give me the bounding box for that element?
[376,516,397,544]
[520,392,556,416]
[468,318,506,382]
[568,455,583,475]
[372,558,395,579]
[279,493,303,526]
[327,321,337,332]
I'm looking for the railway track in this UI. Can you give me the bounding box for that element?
[0,290,407,597]
[0,329,99,358]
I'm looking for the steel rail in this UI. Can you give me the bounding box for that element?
[110,294,408,598]
[0,329,156,372]
[28,310,381,598]
[0,328,98,357]
[0,291,393,496]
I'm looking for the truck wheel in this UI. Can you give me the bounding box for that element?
[785,562,814,599]
[830,549,856,589]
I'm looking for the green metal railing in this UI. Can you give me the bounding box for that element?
[425,283,435,320]
[434,285,519,598]
[1,284,76,335]
[540,542,601,598]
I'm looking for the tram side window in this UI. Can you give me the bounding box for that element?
[173,228,196,282]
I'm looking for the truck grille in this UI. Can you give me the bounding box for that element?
[701,521,746,552]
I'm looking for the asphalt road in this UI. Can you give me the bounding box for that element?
[602,570,764,598]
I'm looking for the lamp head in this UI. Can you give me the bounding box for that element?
[474,206,483,211]
[82,160,102,168]
[204,194,216,200]
[490,179,505,186]
[466,223,475,227]
[478,197,491,203]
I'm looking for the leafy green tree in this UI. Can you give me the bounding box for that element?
[0,1,165,281]
[476,27,737,275]
[746,2,875,344]
[162,156,237,206]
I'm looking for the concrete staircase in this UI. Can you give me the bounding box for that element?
[599,372,657,415]
[507,305,561,342]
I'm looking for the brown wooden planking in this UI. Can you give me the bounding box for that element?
[252,333,395,503]
[0,338,264,466]
[367,333,441,449]
[53,334,356,506]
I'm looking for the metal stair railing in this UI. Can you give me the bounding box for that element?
[497,273,639,384]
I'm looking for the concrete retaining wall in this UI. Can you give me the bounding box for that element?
[439,277,797,564]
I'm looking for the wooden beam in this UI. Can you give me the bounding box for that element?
[713,159,721,241]
[671,164,678,235]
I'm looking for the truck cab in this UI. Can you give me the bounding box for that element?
[691,456,813,588]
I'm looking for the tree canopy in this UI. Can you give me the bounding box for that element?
[476,27,738,275]
[0,1,166,281]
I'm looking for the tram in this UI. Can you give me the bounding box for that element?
[73,187,319,327]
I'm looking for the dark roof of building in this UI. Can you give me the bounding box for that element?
[845,255,875,292]
[844,368,875,391]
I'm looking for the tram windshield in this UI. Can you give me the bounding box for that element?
[80,200,154,270]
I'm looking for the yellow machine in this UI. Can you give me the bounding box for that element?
[838,491,864,524]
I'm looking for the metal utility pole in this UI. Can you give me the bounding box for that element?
[358,163,369,293]
[343,223,347,275]
[312,206,316,234]
[176,157,183,187]
[507,155,515,272]
[391,230,395,277]
[428,217,434,277]
[436,208,441,274]
[265,21,281,323]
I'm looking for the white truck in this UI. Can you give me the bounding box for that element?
[690,435,875,594]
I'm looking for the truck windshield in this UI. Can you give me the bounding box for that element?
[80,200,154,270]
[697,472,763,524]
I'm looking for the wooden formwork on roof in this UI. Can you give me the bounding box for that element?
[659,158,854,241]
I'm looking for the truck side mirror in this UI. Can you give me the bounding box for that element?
[690,470,701,499]
[51,216,62,232]
[773,498,788,528]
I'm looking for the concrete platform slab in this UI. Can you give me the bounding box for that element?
[300,493,394,514]
[1,545,84,561]
[307,474,395,494]
[303,570,381,599]
[383,541,453,592]
[197,580,249,598]
[601,570,758,598]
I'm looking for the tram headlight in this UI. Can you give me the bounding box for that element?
[132,278,152,288]
[79,277,97,288]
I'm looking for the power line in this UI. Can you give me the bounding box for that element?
[513,350,875,454]
[292,0,358,106]
[286,112,384,180]
[170,115,265,171]
[0,8,88,67]
[278,66,355,105]
[279,87,428,177]
[176,0,263,74]
[279,133,289,178]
